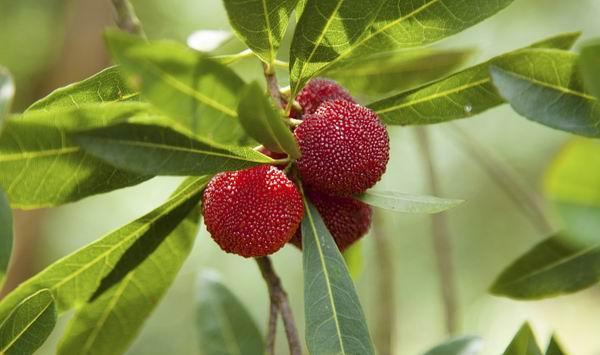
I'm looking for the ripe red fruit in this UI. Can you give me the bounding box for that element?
[290,189,372,251]
[202,165,304,257]
[295,99,390,196]
[293,78,355,117]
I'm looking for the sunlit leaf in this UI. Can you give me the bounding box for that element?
[238,81,300,158]
[423,336,483,355]
[490,49,600,137]
[502,323,542,355]
[0,66,15,130]
[195,271,264,355]
[545,335,566,355]
[356,191,463,213]
[74,122,273,176]
[579,40,600,99]
[0,190,12,289]
[57,177,206,355]
[105,30,251,145]
[0,289,56,355]
[369,32,581,125]
[223,0,298,65]
[342,240,364,280]
[302,196,375,354]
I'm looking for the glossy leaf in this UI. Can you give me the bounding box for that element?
[545,335,566,355]
[57,177,206,355]
[222,0,297,65]
[0,66,15,130]
[423,336,483,355]
[74,122,273,176]
[105,30,250,144]
[0,103,154,209]
[370,32,581,125]
[0,190,12,289]
[290,0,514,95]
[302,197,374,355]
[325,49,472,98]
[490,49,600,137]
[579,40,600,99]
[26,66,138,112]
[356,191,463,214]
[195,272,264,355]
[502,323,542,355]
[0,289,56,355]
[238,81,300,158]
[0,176,204,329]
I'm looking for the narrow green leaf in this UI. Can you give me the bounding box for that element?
[302,197,375,355]
[195,271,264,355]
[356,191,463,214]
[290,0,514,95]
[222,0,298,65]
[490,49,600,137]
[369,32,581,125]
[105,30,251,145]
[0,67,15,131]
[0,190,12,289]
[0,103,154,209]
[579,40,600,99]
[0,176,205,327]
[0,289,56,355]
[342,240,364,280]
[502,323,542,355]
[325,49,472,98]
[74,122,273,176]
[545,335,566,355]
[26,66,138,112]
[238,81,300,158]
[57,177,206,355]
[423,336,483,355]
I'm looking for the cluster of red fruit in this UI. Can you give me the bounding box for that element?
[202,79,390,257]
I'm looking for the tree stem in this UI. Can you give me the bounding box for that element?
[110,0,145,37]
[416,127,459,336]
[256,257,302,355]
[266,299,278,355]
[262,62,285,108]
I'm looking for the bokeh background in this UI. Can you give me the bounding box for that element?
[1,0,599,354]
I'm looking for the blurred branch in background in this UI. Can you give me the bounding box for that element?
[416,127,459,336]
[110,0,145,37]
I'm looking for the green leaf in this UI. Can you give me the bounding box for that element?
[105,30,251,145]
[195,271,265,355]
[26,66,138,112]
[369,32,581,125]
[290,0,514,95]
[342,240,364,280]
[579,40,600,99]
[325,49,472,98]
[545,335,566,355]
[0,67,15,131]
[0,189,12,289]
[0,289,56,355]
[356,191,463,214]
[222,0,298,65]
[0,103,153,209]
[302,196,374,355]
[502,323,542,355]
[238,81,300,158]
[490,49,600,138]
[295,0,307,19]
[74,122,273,176]
[0,176,205,328]
[57,177,206,355]
[423,336,483,355]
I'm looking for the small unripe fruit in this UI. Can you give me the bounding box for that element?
[295,99,390,196]
[294,78,355,117]
[290,189,372,251]
[202,165,304,257]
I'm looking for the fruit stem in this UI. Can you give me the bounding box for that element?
[110,0,146,37]
[255,257,302,355]
[266,300,278,355]
[287,118,303,127]
[262,62,285,107]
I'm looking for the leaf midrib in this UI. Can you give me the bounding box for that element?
[0,146,80,162]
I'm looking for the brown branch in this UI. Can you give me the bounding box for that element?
[265,299,278,355]
[256,257,302,355]
[416,127,459,335]
[110,0,145,37]
[262,62,285,108]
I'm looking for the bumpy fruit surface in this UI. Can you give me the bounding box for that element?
[202,165,304,257]
[290,189,372,251]
[294,78,355,117]
[295,99,390,196]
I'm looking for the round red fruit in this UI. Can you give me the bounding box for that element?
[202,165,304,257]
[294,78,355,117]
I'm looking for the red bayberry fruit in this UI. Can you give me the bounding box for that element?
[293,78,355,117]
[295,99,390,196]
[290,189,372,251]
[202,165,304,257]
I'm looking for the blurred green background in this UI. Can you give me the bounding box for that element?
[1,0,599,354]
